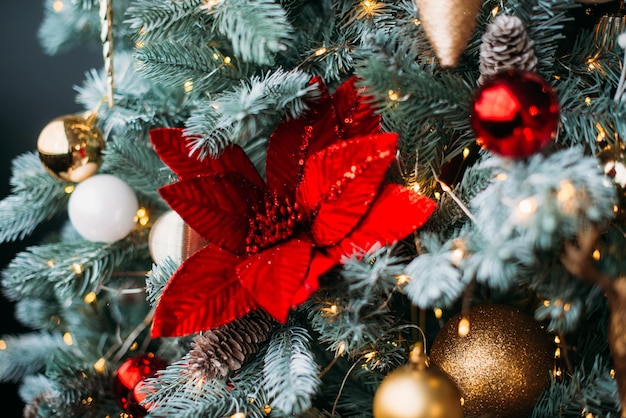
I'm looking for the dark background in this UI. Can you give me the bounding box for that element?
[0,3,101,416]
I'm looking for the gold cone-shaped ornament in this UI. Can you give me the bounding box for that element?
[414,0,482,67]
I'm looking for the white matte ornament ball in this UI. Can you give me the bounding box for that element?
[68,174,139,243]
[149,210,208,265]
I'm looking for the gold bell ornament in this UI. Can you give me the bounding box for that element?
[414,0,482,68]
[372,343,463,418]
[37,112,105,183]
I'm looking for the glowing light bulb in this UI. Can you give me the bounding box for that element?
[458,317,470,337]
[93,358,106,373]
[63,332,74,346]
[84,292,97,304]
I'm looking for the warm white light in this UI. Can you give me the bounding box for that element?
[72,263,83,275]
[53,0,64,12]
[93,358,106,373]
[84,292,97,304]
[517,198,537,216]
[451,248,464,265]
[388,90,399,101]
[458,317,470,337]
[396,274,410,285]
[63,332,74,346]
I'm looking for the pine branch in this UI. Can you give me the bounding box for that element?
[14,298,64,331]
[403,234,465,309]
[505,0,577,77]
[557,84,626,152]
[75,53,190,136]
[144,354,269,418]
[0,152,70,243]
[134,39,247,94]
[32,349,120,418]
[208,0,292,65]
[125,0,205,42]
[145,258,178,307]
[38,0,101,55]
[531,356,620,417]
[263,325,320,415]
[101,136,170,203]
[305,247,408,358]
[0,332,68,382]
[2,239,141,302]
[184,68,320,157]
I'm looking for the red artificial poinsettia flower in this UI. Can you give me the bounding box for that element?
[149,76,436,338]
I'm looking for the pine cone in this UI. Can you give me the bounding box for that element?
[187,310,275,380]
[478,15,538,85]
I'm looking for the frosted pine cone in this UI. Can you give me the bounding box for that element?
[478,15,538,85]
[187,310,275,380]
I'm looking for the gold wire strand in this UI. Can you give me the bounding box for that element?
[99,0,115,108]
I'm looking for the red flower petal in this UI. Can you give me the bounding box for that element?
[297,133,398,246]
[325,184,437,260]
[236,239,313,323]
[149,128,264,188]
[266,77,340,198]
[151,244,256,338]
[291,251,337,307]
[159,173,264,255]
[332,76,382,139]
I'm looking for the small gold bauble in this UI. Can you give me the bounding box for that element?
[373,351,463,418]
[149,210,208,265]
[37,113,104,183]
[429,304,554,418]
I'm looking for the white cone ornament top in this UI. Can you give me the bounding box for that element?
[68,174,139,243]
[414,0,482,68]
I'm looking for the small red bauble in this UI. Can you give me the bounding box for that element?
[113,353,167,417]
[471,70,560,159]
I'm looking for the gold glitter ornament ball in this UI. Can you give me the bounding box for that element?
[37,113,104,183]
[372,351,463,418]
[429,304,554,418]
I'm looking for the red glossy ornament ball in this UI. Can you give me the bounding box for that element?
[113,353,167,417]
[470,70,560,159]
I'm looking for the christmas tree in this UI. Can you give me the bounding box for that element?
[2,0,626,417]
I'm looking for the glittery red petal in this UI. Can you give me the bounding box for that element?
[332,76,382,139]
[236,239,313,323]
[297,133,398,247]
[159,173,264,255]
[291,251,337,307]
[325,184,437,260]
[149,127,264,187]
[266,77,340,198]
[151,244,256,338]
